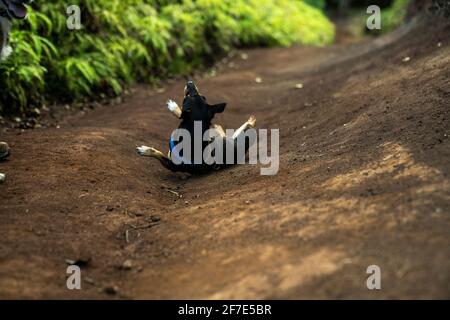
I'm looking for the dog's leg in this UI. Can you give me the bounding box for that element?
[136,146,167,159]
[232,115,256,139]
[137,146,178,171]
[234,116,257,164]
[167,100,182,119]
[223,116,257,164]
[212,124,226,138]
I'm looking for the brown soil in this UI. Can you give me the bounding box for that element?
[0,17,449,299]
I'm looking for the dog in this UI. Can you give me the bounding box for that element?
[0,0,33,61]
[137,81,256,174]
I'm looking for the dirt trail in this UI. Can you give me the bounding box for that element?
[0,18,449,299]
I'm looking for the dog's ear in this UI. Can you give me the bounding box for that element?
[208,103,226,114]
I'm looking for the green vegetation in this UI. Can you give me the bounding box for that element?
[0,0,334,115]
[304,0,326,10]
[382,0,410,32]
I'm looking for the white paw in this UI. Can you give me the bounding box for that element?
[137,146,151,156]
[167,100,179,112]
[248,115,256,128]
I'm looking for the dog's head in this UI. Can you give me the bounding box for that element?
[1,0,33,60]
[184,80,200,98]
[182,81,227,123]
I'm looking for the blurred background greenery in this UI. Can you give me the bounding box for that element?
[0,0,410,116]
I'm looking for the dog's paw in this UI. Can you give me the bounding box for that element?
[137,146,152,156]
[167,100,179,112]
[137,146,162,157]
[247,115,256,128]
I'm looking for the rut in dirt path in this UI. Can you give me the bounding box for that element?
[0,18,449,299]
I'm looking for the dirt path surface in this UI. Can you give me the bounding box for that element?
[0,18,449,299]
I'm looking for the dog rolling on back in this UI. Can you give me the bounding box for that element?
[137,81,256,174]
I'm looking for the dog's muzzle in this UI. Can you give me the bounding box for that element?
[184,81,199,97]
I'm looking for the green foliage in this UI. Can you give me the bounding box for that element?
[0,0,334,115]
[303,0,326,10]
[382,0,410,32]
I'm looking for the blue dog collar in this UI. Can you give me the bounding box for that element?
[169,136,191,164]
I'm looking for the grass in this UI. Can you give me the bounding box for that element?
[382,0,410,32]
[0,0,335,115]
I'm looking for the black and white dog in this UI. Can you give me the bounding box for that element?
[137,81,256,174]
[0,0,33,60]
